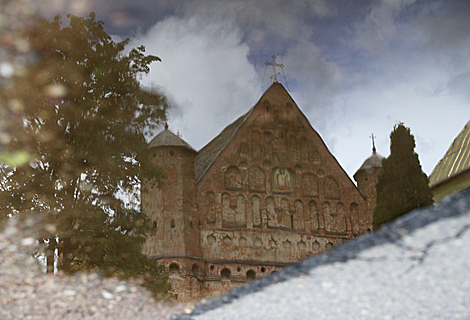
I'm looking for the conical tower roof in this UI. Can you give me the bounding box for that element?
[356,151,384,172]
[148,124,196,152]
[429,119,470,187]
[354,140,384,180]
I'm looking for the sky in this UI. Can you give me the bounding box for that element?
[38,0,470,180]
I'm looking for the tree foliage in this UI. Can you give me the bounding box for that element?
[373,123,433,230]
[0,12,171,298]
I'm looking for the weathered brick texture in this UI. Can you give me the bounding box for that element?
[142,83,378,302]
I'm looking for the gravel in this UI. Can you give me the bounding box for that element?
[0,220,192,320]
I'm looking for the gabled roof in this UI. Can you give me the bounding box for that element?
[194,109,251,182]
[195,83,299,183]
[193,82,362,196]
[149,126,196,152]
[194,82,298,183]
[429,119,470,188]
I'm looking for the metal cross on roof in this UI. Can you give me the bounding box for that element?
[265,55,284,83]
[370,133,377,153]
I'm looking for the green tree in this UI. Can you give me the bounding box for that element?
[373,123,433,230]
[0,13,171,298]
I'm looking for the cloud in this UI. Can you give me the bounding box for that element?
[130,14,259,150]
[181,0,335,57]
[413,0,470,50]
[127,0,345,151]
[347,0,419,55]
[448,72,470,101]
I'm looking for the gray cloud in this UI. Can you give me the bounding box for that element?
[448,72,470,101]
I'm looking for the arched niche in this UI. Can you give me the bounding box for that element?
[350,202,361,234]
[266,197,276,228]
[280,198,290,229]
[324,201,346,233]
[169,263,180,277]
[293,200,305,231]
[324,176,340,199]
[222,193,246,228]
[225,166,242,191]
[263,131,273,157]
[205,191,215,223]
[221,268,231,281]
[251,195,261,227]
[246,270,256,283]
[308,200,319,231]
[301,173,319,197]
[192,263,200,275]
[248,166,265,192]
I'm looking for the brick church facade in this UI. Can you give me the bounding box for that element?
[142,82,382,301]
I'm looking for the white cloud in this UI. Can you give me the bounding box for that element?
[130,15,259,150]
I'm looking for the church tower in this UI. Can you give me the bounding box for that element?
[354,136,384,230]
[142,124,202,300]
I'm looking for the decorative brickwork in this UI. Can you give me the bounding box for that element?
[142,83,378,301]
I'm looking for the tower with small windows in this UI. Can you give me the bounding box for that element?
[141,124,203,300]
[353,137,384,231]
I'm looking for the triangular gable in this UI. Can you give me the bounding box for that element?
[195,82,362,195]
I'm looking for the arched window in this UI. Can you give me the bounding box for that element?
[324,176,340,199]
[221,268,231,281]
[192,264,200,275]
[169,263,180,276]
[225,166,242,191]
[246,270,256,283]
[248,166,265,192]
[301,173,318,197]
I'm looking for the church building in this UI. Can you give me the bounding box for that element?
[142,79,380,301]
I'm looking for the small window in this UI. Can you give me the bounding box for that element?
[192,264,200,275]
[169,150,174,156]
[221,268,231,281]
[246,270,256,283]
[261,267,266,273]
[153,221,157,229]
[170,219,175,228]
[169,263,180,276]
